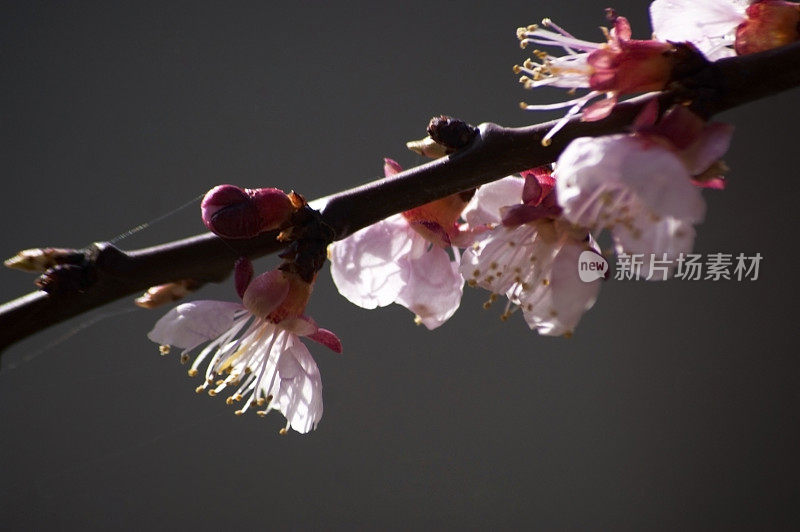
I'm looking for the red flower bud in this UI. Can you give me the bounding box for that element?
[201,185,295,239]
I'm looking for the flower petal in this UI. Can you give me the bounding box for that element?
[556,135,705,226]
[612,217,696,279]
[650,0,746,60]
[329,215,413,309]
[242,270,290,318]
[395,246,464,330]
[462,176,524,227]
[273,342,324,434]
[147,300,245,350]
[520,242,600,336]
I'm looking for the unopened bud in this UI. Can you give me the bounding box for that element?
[201,185,295,239]
[135,279,201,309]
[426,115,477,151]
[406,136,450,159]
[4,247,84,273]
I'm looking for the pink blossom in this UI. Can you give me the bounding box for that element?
[650,0,800,58]
[515,12,676,144]
[149,260,341,434]
[461,170,601,337]
[555,106,733,277]
[329,159,467,329]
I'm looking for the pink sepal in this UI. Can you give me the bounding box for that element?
[308,328,343,354]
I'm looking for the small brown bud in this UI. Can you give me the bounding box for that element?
[426,115,478,151]
[135,279,201,309]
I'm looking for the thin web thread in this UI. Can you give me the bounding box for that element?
[108,193,205,244]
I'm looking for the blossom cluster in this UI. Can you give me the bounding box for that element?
[329,101,732,337]
[147,1,796,434]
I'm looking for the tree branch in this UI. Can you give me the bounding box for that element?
[2,41,799,354]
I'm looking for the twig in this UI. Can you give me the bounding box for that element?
[1,41,799,354]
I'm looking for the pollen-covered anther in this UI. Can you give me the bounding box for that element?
[234,410,244,416]
[159,345,170,355]
[188,369,198,377]
[207,389,217,397]
[180,353,190,364]
[195,385,205,394]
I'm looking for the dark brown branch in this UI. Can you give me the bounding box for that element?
[2,41,799,354]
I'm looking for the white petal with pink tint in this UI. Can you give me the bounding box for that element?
[650,0,747,60]
[683,122,735,176]
[329,214,412,309]
[463,176,525,226]
[612,217,696,277]
[396,244,463,330]
[557,135,705,226]
[273,341,324,434]
[147,300,245,350]
[330,214,465,329]
[519,242,600,336]
[463,220,600,336]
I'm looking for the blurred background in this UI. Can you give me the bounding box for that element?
[1,1,797,529]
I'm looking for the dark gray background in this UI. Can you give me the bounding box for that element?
[1,1,797,529]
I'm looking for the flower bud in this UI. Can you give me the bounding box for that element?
[4,247,84,273]
[201,185,295,239]
[135,279,200,309]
